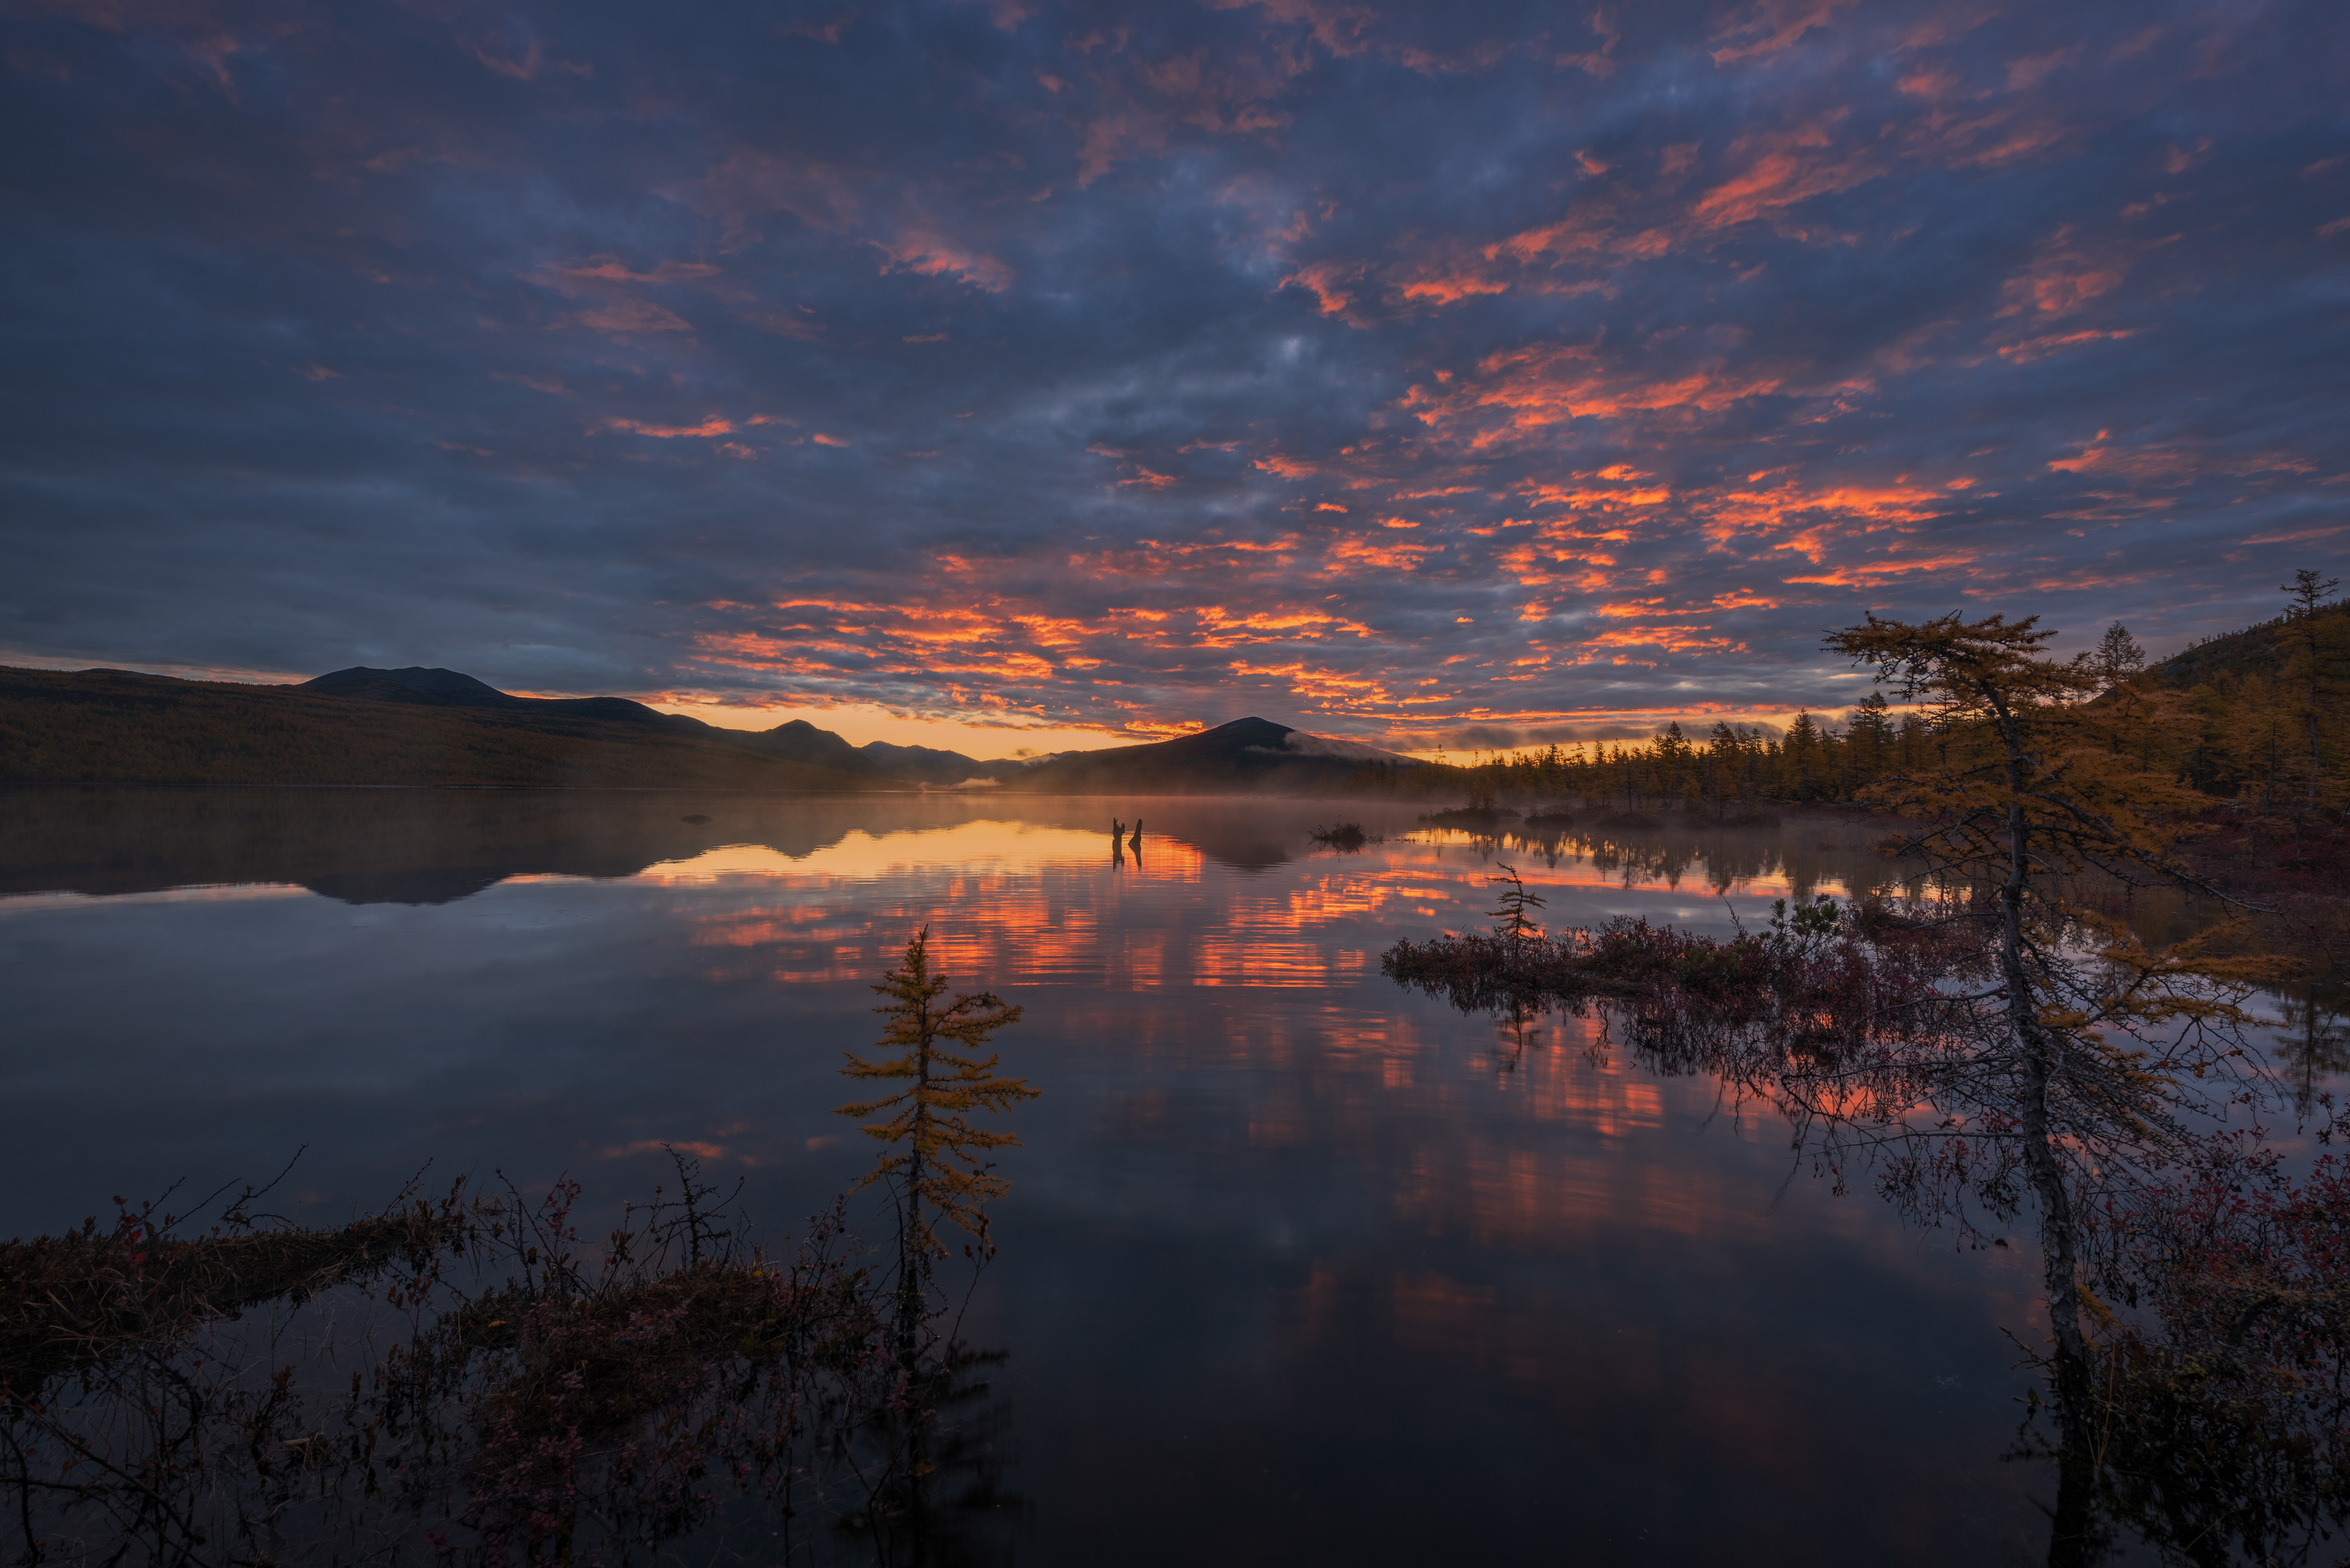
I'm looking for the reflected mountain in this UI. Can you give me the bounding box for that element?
[0,788,1381,903]
[1,788,784,904]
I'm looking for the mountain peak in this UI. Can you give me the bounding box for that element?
[1004,715,1415,793]
[303,667,520,706]
[307,665,506,693]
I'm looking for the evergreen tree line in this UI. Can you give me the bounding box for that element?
[1368,569,2347,818]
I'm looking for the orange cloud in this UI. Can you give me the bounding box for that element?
[1397,270,1513,305]
[1693,116,1882,228]
[1708,0,1856,64]
[1995,328,2139,362]
[1400,344,1782,446]
[1998,228,2131,316]
[559,257,720,285]
[578,299,694,335]
[604,415,735,438]
[881,229,1013,291]
[1781,552,1978,587]
[1323,536,1436,571]
[1280,260,1361,316]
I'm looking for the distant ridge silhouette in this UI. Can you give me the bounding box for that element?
[4,662,1413,792]
[305,666,516,703]
[303,666,706,732]
[303,667,1029,783]
[1004,716,1418,794]
[0,665,878,790]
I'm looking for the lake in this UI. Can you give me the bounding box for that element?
[1,787,2160,1563]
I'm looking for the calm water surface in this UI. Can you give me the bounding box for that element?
[3,789,2095,1563]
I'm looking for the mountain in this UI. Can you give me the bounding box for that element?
[858,740,1033,783]
[720,717,874,771]
[302,667,1029,783]
[5,663,1404,793]
[624,714,1028,783]
[1002,716,1419,794]
[0,666,878,791]
[303,665,710,732]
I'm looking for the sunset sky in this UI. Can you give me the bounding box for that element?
[3,0,2343,756]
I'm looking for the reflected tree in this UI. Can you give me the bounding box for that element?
[2277,985,2350,1118]
[836,928,1037,1551]
[1382,611,2336,1566]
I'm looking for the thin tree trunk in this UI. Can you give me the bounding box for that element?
[2310,619,2324,807]
[2310,697,2324,807]
[900,1015,931,1366]
[2044,1424,2098,1568]
[1993,697,2089,1409]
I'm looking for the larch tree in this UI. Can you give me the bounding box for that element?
[1485,863,1547,946]
[839,928,1039,1349]
[2081,620,2147,693]
[1824,612,2290,1418]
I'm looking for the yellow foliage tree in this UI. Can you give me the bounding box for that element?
[838,928,1038,1341]
[1826,612,2294,1415]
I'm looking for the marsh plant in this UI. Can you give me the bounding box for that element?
[0,1157,919,1565]
[0,936,1041,1567]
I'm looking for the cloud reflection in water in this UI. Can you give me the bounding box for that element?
[0,795,2051,1562]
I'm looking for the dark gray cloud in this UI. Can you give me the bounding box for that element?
[2,0,2344,746]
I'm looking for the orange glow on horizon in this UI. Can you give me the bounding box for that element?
[643,697,1147,759]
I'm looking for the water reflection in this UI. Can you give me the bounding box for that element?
[3,787,2257,1563]
[0,789,1333,905]
[2277,985,2350,1116]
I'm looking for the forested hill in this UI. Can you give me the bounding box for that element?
[0,666,880,790]
[2151,599,2350,687]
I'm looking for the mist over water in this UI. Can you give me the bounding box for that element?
[0,789,2156,1561]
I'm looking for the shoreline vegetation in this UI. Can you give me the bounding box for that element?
[0,936,1035,1566]
[1385,607,2349,1565]
[1392,580,2349,985]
